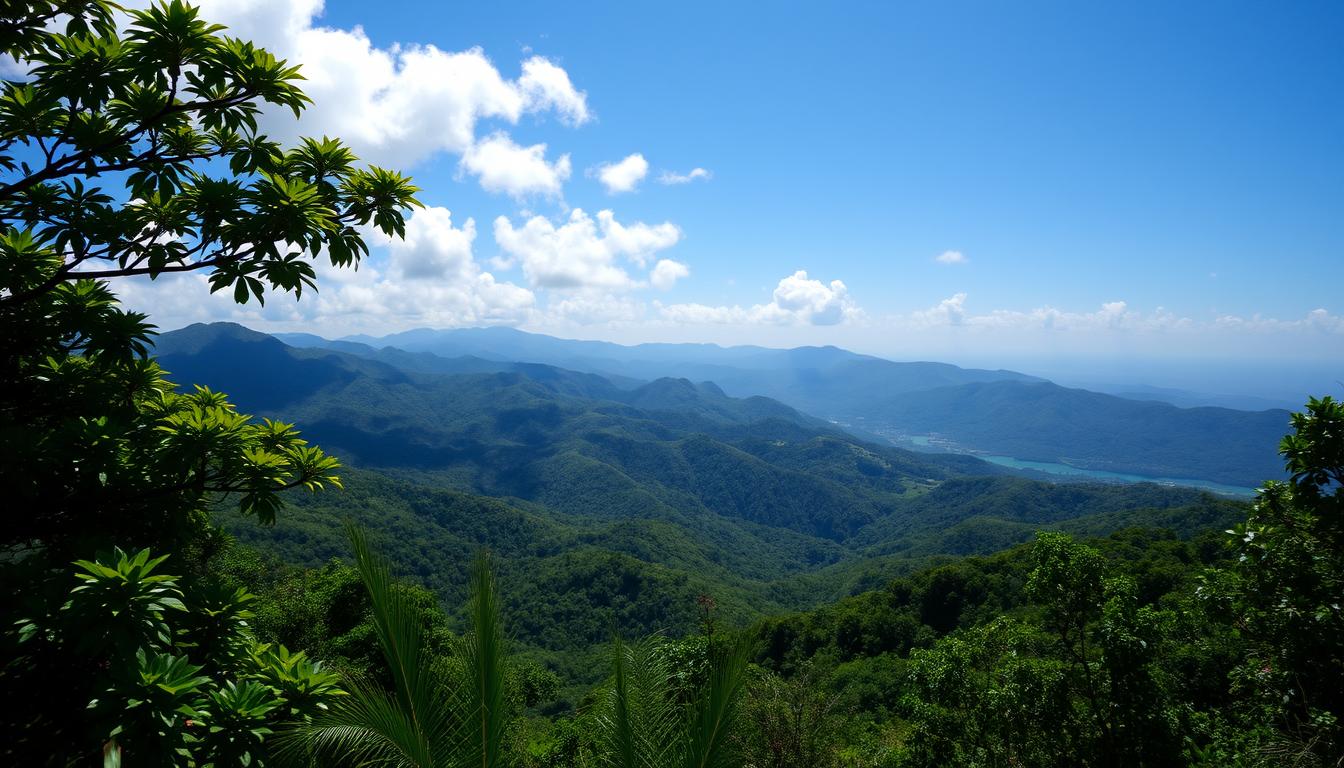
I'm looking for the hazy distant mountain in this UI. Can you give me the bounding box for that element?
[1095,383,1297,411]
[157,323,989,541]
[278,326,1042,412]
[276,325,1288,488]
[859,380,1289,487]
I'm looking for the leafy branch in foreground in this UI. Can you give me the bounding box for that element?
[0,1,420,309]
[1,277,341,554]
[0,0,419,555]
[4,545,342,765]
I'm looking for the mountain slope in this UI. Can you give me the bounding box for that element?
[279,326,1285,489]
[156,323,981,542]
[864,380,1288,486]
[162,323,1250,687]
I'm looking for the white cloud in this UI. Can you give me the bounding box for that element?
[911,292,968,327]
[493,209,681,291]
[657,302,750,325]
[546,294,645,325]
[897,294,1344,338]
[649,259,690,290]
[115,206,536,336]
[172,0,588,170]
[907,294,1163,331]
[381,206,479,281]
[517,57,591,126]
[764,271,861,325]
[593,153,649,194]
[935,250,967,264]
[460,133,570,199]
[1213,307,1344,334]
[659,270,862,326]
[658,167,712,185]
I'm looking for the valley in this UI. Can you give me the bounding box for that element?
[157,322,1251,692]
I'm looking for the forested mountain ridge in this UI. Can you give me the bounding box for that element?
[860,379,1289,486]
[280,325,1289,489]
[156,322,994,541]
[157,323,1247,692]
[277,324,1041,411]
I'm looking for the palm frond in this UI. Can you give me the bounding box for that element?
[681,638,751,768]
[282,525,465,767]
[596,635,679,768]
[282,533,514,767]
[602,633,642,768]
[450,549,509,768]
[348,524,434,721]
[289,676,434,767]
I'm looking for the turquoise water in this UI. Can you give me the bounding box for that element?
[975,454,1257,498]
[904,437,1257,498]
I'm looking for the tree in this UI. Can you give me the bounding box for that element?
[0,2,419,763]
[1,0,418,307]
[900,617,1075,768]
[4,545,342,765]
[1201,396,1344,764]
[1025,532,1180,767]
[291,527,513,767]
[736,664,844,768]
[593,632,752,768]
[0,0,419,554]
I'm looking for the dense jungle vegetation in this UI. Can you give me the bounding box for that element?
[1,3,1340,766]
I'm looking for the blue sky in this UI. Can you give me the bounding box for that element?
[120,0,1343,393]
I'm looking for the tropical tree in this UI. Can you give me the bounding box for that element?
[0,1,419,763]
[594,632,752,768]
[291,526,513,767]
[897,533,1182,768]
[0,0,420,555]
[736,664,844,768]
[4,545,342,765]
[1200,395,1344,765]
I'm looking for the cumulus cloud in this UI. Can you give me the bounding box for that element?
[493,209,681,291]
[659,270,862,326]
[910,292,968,327]
[171,0,588,171]
[658,168,712,185]
[115,206,535,335]
[1213,307,1344,334]
[649,259,690,290]
[517,57,590,125]
[906,294,1171,331]
[935,250,967,264]
[593,153,649,194]
[546,294,645,325]
[460,133,570,199]
[765,271,859,325]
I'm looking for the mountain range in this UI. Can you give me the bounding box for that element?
[275,325,1290,488]
[154,322,1252,684]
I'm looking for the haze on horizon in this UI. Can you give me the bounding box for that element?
[116,0,1343,402]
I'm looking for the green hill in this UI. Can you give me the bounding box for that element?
[159,323,1249,686]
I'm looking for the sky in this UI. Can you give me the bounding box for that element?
[113,0,1344,396]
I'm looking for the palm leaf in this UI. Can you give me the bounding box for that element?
[295,677,434,767]
[283,525,481,767]
[681,638,751,768]
[450,550,509,768]
[595,635,682,768]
